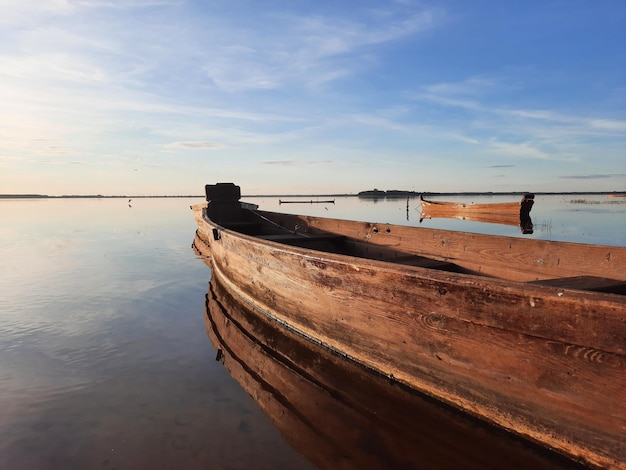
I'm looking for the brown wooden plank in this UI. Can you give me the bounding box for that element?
[530,276,626,294]
[380,254,462,270]
[261,211,626,282]
[258,233,345,242]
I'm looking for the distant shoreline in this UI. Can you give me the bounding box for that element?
[1,191,625,199]
[0,194,203,199]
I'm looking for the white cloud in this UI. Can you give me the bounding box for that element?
[424,76,502,96]
[416,93,483,110]
[166,141,227,150]
[485,140,551,160]
[0,53,108,83]
[411,76,626,160]
[347,113,479,144]
[591,119,626,132]
[0,1,623,194]
[0,0,74,23]
[200,9,441,92]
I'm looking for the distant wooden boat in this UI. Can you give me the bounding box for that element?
[607,193,626,198]
[420,193,535,233]
[192,183,626,469]
[203,274,578,469]
[279,199,335,204]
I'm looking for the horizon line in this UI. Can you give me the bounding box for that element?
[2,190,625,199]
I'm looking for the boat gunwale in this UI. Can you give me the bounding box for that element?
[198,205,626,287]
[197,209,626,341]
[193,202,622,253]
[211,218,626,300]
[251,207,620,254]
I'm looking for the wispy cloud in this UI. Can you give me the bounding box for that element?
[413,93,483,110]
[590,120,626,132]
[261,160,296,166]
[38,160,86,165]
[424,76,503,96]
[559,174,626,180]
[407,74,626,165]
[1,1,623,195]
[415,76,626,134]
[260,159,334,166]
[201,8,442,91]
[166,141,227,150]
[484,140,551,160]
[347,114,480,144]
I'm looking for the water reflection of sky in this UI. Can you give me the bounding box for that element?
[0,197,312,469]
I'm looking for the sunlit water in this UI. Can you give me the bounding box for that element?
[0,194,624,469]
[0,197,312,470]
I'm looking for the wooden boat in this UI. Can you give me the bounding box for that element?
[420,193,535,233]
[203,273,580,469]
[192,183,626,469]
[279,199,335,204]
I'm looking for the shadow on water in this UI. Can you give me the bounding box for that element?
[203,274,586,470]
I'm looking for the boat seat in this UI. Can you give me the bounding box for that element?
[529,276,626,295]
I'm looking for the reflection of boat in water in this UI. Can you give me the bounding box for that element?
[192,183,626,470]
[419,194,535,234]
[203,274,579,469]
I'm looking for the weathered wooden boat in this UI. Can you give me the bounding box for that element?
[203,274,582,469]
[279,199,335,204]
[419,193,535,234]
[192,183,626,469]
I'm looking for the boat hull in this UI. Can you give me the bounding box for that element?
[419,194,535,233]
[193,201,626,469]
[204,274,580,469]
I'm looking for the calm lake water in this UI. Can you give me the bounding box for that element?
[1,194,624,469]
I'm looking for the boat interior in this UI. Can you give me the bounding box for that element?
[202,183,626,296]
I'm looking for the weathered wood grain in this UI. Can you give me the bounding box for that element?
[205,275,583,469]
[419,195,534,232]
[192,202,626,469]
[261,210,626,282]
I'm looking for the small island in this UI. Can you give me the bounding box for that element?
[358,189,419,198]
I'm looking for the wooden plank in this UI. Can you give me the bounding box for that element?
[530,276,626,294]
[260,211,626,282]
[258,233,345,243]
[381,254,462,270]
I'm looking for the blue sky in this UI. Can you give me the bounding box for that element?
[1,0,624,195]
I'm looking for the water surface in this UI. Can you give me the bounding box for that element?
[0,197,312,469]
[1,194,623,468]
